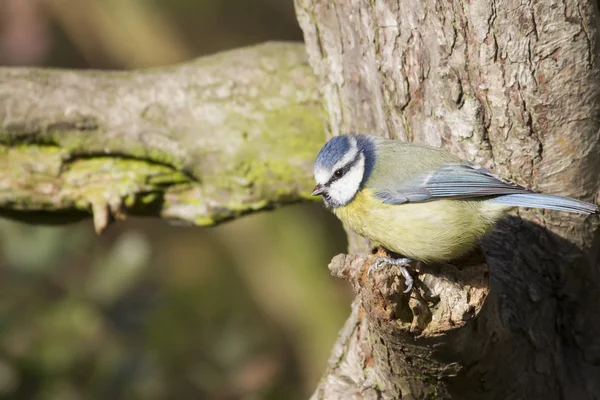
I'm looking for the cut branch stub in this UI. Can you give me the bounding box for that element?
[325,250,489,398]
[329,249,488,337]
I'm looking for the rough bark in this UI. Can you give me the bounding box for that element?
[296,0,600,399]
[0,42,324,232]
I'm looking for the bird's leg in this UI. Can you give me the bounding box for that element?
[368,257,415,293]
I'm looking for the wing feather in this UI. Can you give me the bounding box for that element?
[375,164,532,204]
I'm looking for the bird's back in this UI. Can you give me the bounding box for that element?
[365,139,466,192]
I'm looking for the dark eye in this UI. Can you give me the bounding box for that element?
[334,169,344,178]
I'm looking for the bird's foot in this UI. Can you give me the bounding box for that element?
[368,257,415,293]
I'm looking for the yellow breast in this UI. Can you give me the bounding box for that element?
[334,189,507,263]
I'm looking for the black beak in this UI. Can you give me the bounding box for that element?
[312,184,325,196]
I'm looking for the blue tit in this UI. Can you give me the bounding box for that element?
[312,134,598,292]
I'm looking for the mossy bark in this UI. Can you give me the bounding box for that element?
[0,42,325,232]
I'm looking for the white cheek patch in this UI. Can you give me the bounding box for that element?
[327,155,365,206]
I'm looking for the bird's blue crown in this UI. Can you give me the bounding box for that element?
[314,135,353,171]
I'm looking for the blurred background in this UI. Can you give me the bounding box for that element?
[0,1,351,399]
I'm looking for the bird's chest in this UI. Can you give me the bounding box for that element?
[332,190,493,262]
[333,190,410,238]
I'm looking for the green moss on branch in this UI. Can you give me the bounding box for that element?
[0,42,325,231]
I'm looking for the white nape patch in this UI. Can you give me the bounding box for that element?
[328,153,365,206]
[314,136,358,185]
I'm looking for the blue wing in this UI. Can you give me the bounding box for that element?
[375,164,529,203]
[375,163,598,214]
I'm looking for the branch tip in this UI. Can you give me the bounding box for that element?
[92,202,112,235]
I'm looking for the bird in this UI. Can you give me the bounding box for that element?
[312,134,598,292]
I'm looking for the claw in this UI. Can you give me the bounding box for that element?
[368,256,414,293]
[399,265,414,293]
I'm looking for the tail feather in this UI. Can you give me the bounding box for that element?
[488,193,598,215]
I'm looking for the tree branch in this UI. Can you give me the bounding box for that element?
[0,42,324,232]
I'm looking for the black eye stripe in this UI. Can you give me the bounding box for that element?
[326,153,361,185]
[328,167,346,184]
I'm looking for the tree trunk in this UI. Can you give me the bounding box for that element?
[296,0,600,399]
